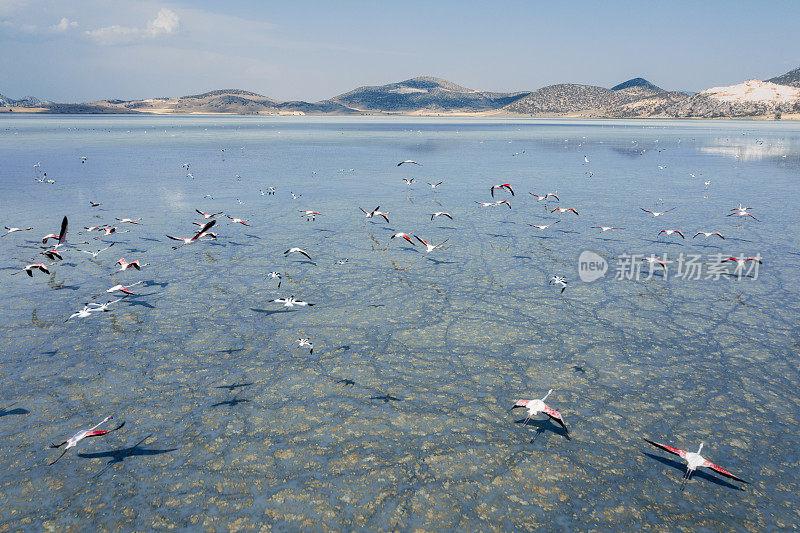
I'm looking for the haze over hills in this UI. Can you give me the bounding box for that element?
[2,67,800,119]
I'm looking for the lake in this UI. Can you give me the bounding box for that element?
[1,115,798,530]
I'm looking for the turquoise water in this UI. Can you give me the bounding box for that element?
[1,115,799,530]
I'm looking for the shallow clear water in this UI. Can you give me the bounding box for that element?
[1,115,799,530]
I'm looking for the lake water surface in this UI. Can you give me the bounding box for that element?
[1,115,799,530]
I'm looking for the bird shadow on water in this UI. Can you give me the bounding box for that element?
[0,403,29,417]
[250,307,300,316]
[514,418,571,441]
[126,299,156,309]
[211,396,251,408]
[78,436,177,465]
[641,452,745,491]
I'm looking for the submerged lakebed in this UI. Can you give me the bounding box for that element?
[0,116,799,530]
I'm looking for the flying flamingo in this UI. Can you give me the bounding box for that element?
[226,215,250,226]
[41,216,68,245]
[16,263,50,277]
[528,221,560,230]
[694,231,724,239]
[48,416,125,465]
[284,247,312,260]
[115,218,141,224]
[2,226,33,237]
[167,220,216,249]
[644,439,747,489]
[727,209,760,221]
[427,181,443,190]
[196,209,223,219]
[640,207,675,217]
[402,178,415,185]
[490,183,515,197]
[722,256,762,265]
[112,258,148,275]
[299,210,321,221]
[530,192,559,201]
[415,235,448,255]
[592,226,623,232]
[67,305,94,321]
[397,160,420,166]
[390,232,416,245]
[359,206,381,220]
[430,212,453,221]
[549,275,568,293]
[266,271,282,288]
[658,229,685,239]
[642,255,667,271]
[551,207,579,215]
[42,249,63,261]
[509,389,568,433]
[269,296,314,308]
[295,338,314,354]
[106,281,143,295]
[89,201,101,207]
[86,298,123,312]
[80,243,115,258]
[476,200,511,209]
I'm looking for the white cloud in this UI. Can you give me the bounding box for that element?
[86,7,179,45]
[52,17,77,32]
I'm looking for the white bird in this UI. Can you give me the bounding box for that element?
[284,247,312,260]
[397,160,420,166]
[266,271,282,288]
[295,338,314,354]
[644,439,747,490]
[509,389,568,433]
[527,221,560,230]
[87,298,123,312]
[591,226,623,232]
[290,192,302,200]
[430,212,452,221]
[269,296,314,308]
[106,281,143,295]
[640,207,675,217]
[67,305,95,321]
[693,231,724,240]
[2,226,33,237]
[551,207,579,215]
[476,200,511,209]
[48,416,125,465]
[390,232,416,245]
[80,243,115,258]
[658,229,685,239]
[427,181,443,190]
[549,275,567,293]
[415,235,448,255]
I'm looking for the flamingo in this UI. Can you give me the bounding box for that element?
[2,226,33,237]
[402,178,415,185]
[89,201,101,208]
[84,225,106,232]
[16,263,50,277]
[642,255,667,270]
[427,181,443,190]
[284,247,312,260]
[528,221,560,230]
[86,298,123,312]
[168,220,216,249]
[80,243,115,258]
[415,235,448,255]
[359,206,381,220]
[266,271,282,288]
[549,275,568,293]
[269,296,314,308]
[299,210,321,221]
[694,231,724,239]
[295,338,314,354]
[42,249,63,261]
[430,212,453,221]
[106,281,143,295]
[490,183,515,197]
[658,229,685,239]
[640,208,675,217]
[722,256,762,264]
[591,226,623,232]
[41,216,68,245]
[290,192,302,200]
[390,232,416,245]
[112,258,148,274]
[67,305,94,321]
[530,192,559,201]
[644,439,747,489]
[371,209,390,223]
[195,209,223,219]
[551,207,579,215]
[226,215,250,226]
[509,389,568,433]
[115,218,141,224]
[727,209,760,221]
[48,416,125,465]
[476,200,511,209]
[397,160,420,166]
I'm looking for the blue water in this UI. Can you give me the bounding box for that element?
[1,115,799,530]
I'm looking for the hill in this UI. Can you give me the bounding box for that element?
[611,77,663,91]
[767,66,800,88]
[330,76,530,113]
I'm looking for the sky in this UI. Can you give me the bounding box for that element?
[2,0,799,102]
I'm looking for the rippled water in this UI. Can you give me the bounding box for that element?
[1,116,799,530]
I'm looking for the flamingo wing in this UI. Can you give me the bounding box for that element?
[701,459,747,483]
[58,216,68,244]
[644,439,688,458]
[543,405,568,433]
[85,420,125,438]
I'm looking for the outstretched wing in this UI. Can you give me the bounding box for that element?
[543,404,568,433]
[85,420,126,438]
[702,459,747,483]
[644,438,687,458]
[58,216,68,244]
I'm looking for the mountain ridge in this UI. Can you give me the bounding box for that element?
[3,67,800,118]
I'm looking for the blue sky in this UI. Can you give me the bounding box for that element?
[2,0,799,102]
